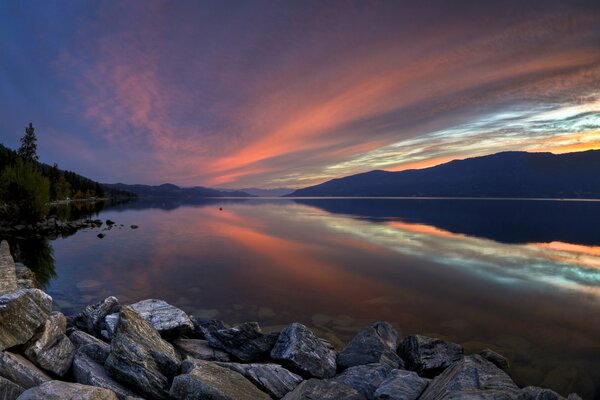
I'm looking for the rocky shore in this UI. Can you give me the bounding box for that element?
[0,218,104,238]
[0,241,583,399]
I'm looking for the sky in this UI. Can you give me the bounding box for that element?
[1,0,600,189]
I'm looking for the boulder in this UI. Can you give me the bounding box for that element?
[207,322,277,362]
[16,380,118,400]
[398,335,463,378]
[190,317,228,338]
[334,363,394,400]
[282,379,366,400]
[14,263,39,290]
[373,369,430,400]
[73,297,120,336]
[169,359,271,400]
[0,289,52,351]
[480,349,510,370]
[338,321,402,369]
[271,323,337,379]
[172,339,230,362]
[69,330,110,364]
[105,306,180,400]
[216,362,303,399]
[419,355,520,400]
[520,386,567,400]
[0,376,24,400]
[0,241,17,296]
[22,312,75,376]
[73,352,140,400]
[0,352,51,389]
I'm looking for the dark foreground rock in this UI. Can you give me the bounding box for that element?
[216,362,303,399]
[338,321,402,369]
[282,378,366,400]
[398,334,463,378]
[0,241,17,296]
[334,363,394,400]
[207,322,277,362]
[73,352,139,400]
[73,296,120,337]
[172,338,230,362]
[0,352,51,389]
[0,289,52,351]
[16,380,118,400]
[68,330,111,364]
[374,368,429,400]
[0,375,24,399]
[480,348,510,370]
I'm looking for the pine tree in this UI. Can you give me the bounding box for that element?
[18,122,38,162]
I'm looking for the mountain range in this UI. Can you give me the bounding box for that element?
[103,183,252,198]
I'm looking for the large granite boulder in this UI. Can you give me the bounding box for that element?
[22,312,75,376]
[73,297,120,336]
[334,363,394,400]
[0,352,51,389]
[190,317,228,338]
[216,362,303,399]
[373,369,430,400]
[172,339,230,362]
[338,322,402,369]
[105,306,180,400]
[398,335,463,378]
[479,349,510,370]
[0,241,17,296]
[16,380,118,400]
[169,359,271,400]
[271,323,337,379]
[419,354,520,400]
[69,330,110,364]
[14,263,39,290]
[282,379,366,400]
[0,376,24,400]
[207,322,277,362]
[73,352,140,400]
[0,289,52,351]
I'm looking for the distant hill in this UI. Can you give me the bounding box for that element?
[237,188,295,197]
[103,183,252,198]
[288,150,600,198]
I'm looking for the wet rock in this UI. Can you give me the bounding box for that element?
[0,241,17,296]
[16,380,118,400]
[22,312,75,376]
[520,386,567,400]
[480,348,510,370]
[0,352,51,389]
[14,263,38,289]
[216,362,303,399]
[398,334,463,378]
[0,376,24,400]
[69,330,110,364]
[373,369,430,400]
[130,225,138,229]
[169,359,271,400]
[190,317,228,338]
[172,339,230,362]
[270,323,337,379]
[282,379,366,400]
[0,289,52,351]
[105,306,180,400]
[338,321,402,369]
[97,233,105,239]
[73,296,120,336]
[207,322,277,362]
[334,363,394,399]
[73,352,139,400]
[419,355,520,400]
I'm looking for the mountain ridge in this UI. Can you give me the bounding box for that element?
[103,182,253,198]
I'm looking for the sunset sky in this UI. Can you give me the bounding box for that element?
[1,0,600,188]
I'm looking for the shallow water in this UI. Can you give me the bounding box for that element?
[12,198,600,397]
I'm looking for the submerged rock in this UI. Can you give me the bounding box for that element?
[480,348,510,370]
[270,323,337,379]
[73,352,139,400]
[338,321,402,369]
[334,363,394,400]
[373,369,430,400]
[0,289,52,351]
[216,362,303,399]
[73,296,120,336]
[0,376,24,400]
[398,334,463,378]
[16,380,118,400]
[0,352,51,389]
[172,339,230,362]
[282,379,366,400]
[0,241,17,296]
[207,322,277,362]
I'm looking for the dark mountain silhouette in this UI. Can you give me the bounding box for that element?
[103,183,252,198]
[289,150,600,198]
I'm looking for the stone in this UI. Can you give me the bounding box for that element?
[97,233,105,239]
[190,317,228,338]
[282,379,366,400]
[216,362,303,399]
[0,289,52,351]
[419,355,521,400]
[0,352,51,389]
[105,306,180,400]
[207,322,277,362]
[73,296,120,336]
[271,323,337,379]
[22,312,75,376]
[14,263,38,288]
[338,321,402,369]
[398,334,463,378]
[172,339,230,362]
[334,363,394,400]
[69,330,111,364]
[169,359,271,400]
[480,348,510,370]
[520,386,566,400]
[16,380,118,400]
[374,369,430,400]
[73,352,140,400]
[0,376,24,400]
[0,242,17,296]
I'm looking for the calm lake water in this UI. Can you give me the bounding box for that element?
[8,198,600,398]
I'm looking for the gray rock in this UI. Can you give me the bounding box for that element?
[520,386,566,400]
[172,339,230,362]
[73,352,140,400]
[338,322,402,369]
[419,355,520,400]
[69,330,111,364]
[190,317,228,338]
[73,297,120,336]
[479,349,510,370]
[398,335,463,378]
[169,359,271,400]
[16,380,118,400]
[22,312,75,376]
[334,363,394,400]
[0,352,51,389]
[374,369,430,400]
[14,263,39,290]
[271,323,337,379]
[216,362,303,399]
[207,322,277,362]
[0,376,24,400]
[0,242,17,296]
[103,314,118,340]
[0,289,52,351]
[105,306,180,400]
[282,379,366,400]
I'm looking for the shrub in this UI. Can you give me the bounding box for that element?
[0,158,50,221]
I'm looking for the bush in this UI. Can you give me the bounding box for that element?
[0,158,50,221]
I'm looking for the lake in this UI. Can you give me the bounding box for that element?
[8,198,600,398]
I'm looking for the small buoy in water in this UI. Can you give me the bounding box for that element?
[219,207,223,211]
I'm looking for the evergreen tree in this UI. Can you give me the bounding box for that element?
[18,122,38,162]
